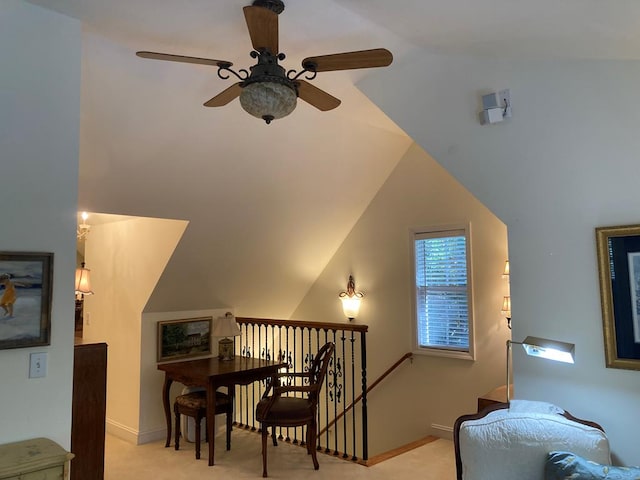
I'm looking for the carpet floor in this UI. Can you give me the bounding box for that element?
[104,428,456,479]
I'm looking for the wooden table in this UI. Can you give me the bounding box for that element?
[158,356,287,466]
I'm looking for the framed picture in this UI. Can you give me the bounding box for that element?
[157,316,212,362]
[596,224,640,370]
[0,252,53,350]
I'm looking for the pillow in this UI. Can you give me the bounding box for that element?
[546,451,640,480]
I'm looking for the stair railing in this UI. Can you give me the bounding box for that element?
[233,317,369,461]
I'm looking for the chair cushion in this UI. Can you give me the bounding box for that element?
[545,451,640,480]
[175,391,230,410]
[459,409,610,480]
[256,396,314,425]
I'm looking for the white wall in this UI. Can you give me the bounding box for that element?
[292,143,509,455]
[82,215,187,443]
[359,51,640,464]
[0,1,80,448]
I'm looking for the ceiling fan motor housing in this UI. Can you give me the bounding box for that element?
[239,51,297,123]
[252,0,285,15]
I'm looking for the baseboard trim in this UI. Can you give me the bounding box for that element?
[106,419,166,445]
[364,435,439,467]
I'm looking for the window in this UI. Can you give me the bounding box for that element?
[411,226,474,360]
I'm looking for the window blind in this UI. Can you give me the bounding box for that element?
[414,231,469,351]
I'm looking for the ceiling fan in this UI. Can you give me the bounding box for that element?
[136,0,393,124]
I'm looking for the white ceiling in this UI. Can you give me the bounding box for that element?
[25,0,640,318]
[27,0,640,60]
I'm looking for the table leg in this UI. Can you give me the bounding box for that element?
[207,381,216,466]
[162,375,173,448]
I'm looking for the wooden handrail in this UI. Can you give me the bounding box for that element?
[318,352,413,437]
[236,317,368,333]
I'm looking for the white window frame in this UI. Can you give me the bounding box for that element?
[410,224,475,361]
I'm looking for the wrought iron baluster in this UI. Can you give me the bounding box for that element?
[251,322,257,431]
[320,328,328,453]
[331,329,339,456]
[292,325,299,445]
[350,331,357,461]
[360,330,368,461]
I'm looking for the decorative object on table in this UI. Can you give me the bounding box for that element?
[596,223,640,370]
[505,336,575,402]
[135,0,392,124]
[212,312,241,361]
[256,341,335,477]
[157,317,212,362]
[338,275,364,320]
[0,251,53,350]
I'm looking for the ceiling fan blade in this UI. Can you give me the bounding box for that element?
[296,80,341,111]
[136,51,232,68]
[243,5,279,54]
[204,83,243,107]
[302,48,393,72]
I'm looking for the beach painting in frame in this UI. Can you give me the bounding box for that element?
[0,252,53,349]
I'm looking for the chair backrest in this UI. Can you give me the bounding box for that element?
[308,342,335,401]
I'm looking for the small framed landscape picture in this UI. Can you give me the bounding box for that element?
[0,252,53,350]
[157,316,212,362]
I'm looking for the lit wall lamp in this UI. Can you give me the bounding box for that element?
[501,260,511,329]
[212,312,241,361]
[339,275,364,320]
[506,336,575,402]
[74,262,94,299]
[77,211,91,240]
[501,296,512,330]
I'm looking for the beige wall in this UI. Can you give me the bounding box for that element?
[292,143,509,455]
[359,50,640,465]
[82,215,187,443]
[139,308,232,442]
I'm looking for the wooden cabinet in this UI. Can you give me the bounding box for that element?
[71,342,107,480]
[0,437,73,480]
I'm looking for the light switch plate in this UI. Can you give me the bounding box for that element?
[29,352,47,378]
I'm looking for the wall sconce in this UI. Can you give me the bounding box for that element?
[77,211,91,240]
[506,336,575,402]
[212,312,241,361]
[501,260,511,329]
[501,296,512,329]
[339,275,364,320]
[74,262,94,298]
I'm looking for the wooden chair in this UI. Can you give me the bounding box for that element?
[173,390,232,460]
[255,341,335,478]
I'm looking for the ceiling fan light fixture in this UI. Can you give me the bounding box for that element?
[239,81,297,124]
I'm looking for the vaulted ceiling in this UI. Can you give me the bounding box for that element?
[26,0,640,317]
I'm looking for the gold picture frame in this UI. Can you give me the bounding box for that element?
[157,316,212,363]
[596,224,640,370]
